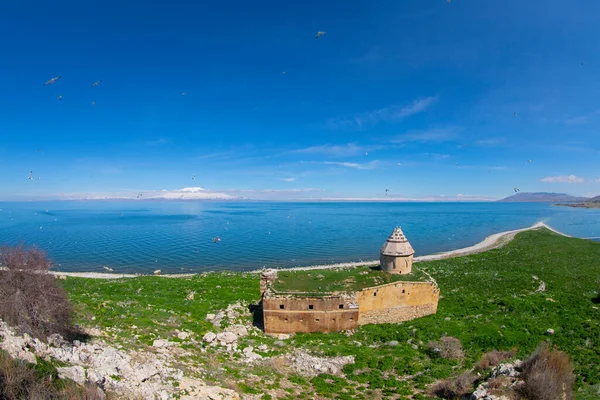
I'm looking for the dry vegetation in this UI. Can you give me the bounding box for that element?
[475,349,516,370]
[516,343,575,400]
[0,245,78,341]
[427,336,464,361]
[0,246,100,399]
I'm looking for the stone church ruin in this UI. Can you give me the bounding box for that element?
[261,227,440,334]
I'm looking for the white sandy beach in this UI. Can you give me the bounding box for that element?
[47,222,568,279]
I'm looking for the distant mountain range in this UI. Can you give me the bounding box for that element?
[498,192,590,203]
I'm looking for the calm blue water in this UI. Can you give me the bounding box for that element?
[0,201,599,273]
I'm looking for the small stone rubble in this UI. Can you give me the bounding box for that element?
[470,360,523,400]
[286,351,355,376]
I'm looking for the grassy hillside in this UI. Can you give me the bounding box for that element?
[62,228,600,399]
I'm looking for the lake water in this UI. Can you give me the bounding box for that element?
[0,201,599,273]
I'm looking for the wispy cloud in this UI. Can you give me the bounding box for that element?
[319,161,379,170]
[392,127,459,143]
[474,137,506,147]
[292,143,373,156]
[144,138,169,146]
[540,175,585,184]
[325,96,438,129]
[565,115,588,126]
[282,177,296,182]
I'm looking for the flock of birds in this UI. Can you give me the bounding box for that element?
[35,27,537,212]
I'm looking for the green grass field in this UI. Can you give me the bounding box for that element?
[61,228,600,399]
[271,265,429,295]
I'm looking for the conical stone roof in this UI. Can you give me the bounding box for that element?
[380,227,414,257]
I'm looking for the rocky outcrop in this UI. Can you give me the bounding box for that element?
[0,319,236,400]
[286,351,355,376]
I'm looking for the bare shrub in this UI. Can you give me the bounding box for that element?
[431,371,477,399]
[0,245,76,341]
[475,349,517,370]
[427,336,464,360]
[517,343,574,400]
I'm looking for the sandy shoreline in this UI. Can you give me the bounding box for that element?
[48,222,567,279]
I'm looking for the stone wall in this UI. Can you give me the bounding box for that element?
[356,281,439,325]
[380,254,413,275]
[263,295,359,334]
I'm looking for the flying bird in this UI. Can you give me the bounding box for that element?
[43,76,61,86]
[192,174,196,180]
[282,71,286,75]
[213,236,221,243]
[316,31,326,39]
[28,171,33,180]
[57,95,63,101]
[181,91,186,96]
[92,80,102,87]
[513,112,519,117]
[385,189,389,195]
[514,188,520,193]
[91,101,96,106]
[103,266,114,272]
[526,160,533,163]
[137,193,143,198]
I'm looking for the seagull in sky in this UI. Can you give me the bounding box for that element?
[28,171,33,180]
[91,101,96,106]
[181,91,186,96]
[514,188,520,193]
[385,189,389,195]
[514,112,519,117]
[316,31,326,39]
[57,95,63,101]
[92,80,102,87]
[43,76,61,86]
[192,174,196,180]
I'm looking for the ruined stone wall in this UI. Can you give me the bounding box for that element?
[356,281,439,325]
[263,295,359,334]
[380,254,413,275]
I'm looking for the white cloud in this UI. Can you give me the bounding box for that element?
[595,178,600,183]
[540,175,585,184]
[282,177,296,182]
[145,138,169,146]
[565,115,588,125]
[393,127,459,143]
[151,187,235,200]
[474,137,505,147]
[326,96,437,129]
[321,161,379,170]
[293,143,371,156]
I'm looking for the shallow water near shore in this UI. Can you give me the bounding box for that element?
[0,201,599,273]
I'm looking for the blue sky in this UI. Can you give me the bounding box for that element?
[1,0,600,201]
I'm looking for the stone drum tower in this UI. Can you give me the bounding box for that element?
[380,227,415,274]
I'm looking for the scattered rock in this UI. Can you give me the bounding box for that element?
[202,332,217,343]
[273,340,286,347]
[546,328,555,335]
[444,317,451,321]
[536,281,546,293]
[186,291,195,301]
[48,333,67,347]
[177,331,191,340]
[153,269,161,275]
[57,365,86,385]
[546,298,556,302]
[225,324,248,338]
[257,344,268,352]
[205,313,216,321]
[287,351,355,376]
[216,332,237,345]
[152,339,171,348]
[387,341,399,347]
